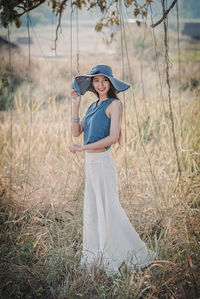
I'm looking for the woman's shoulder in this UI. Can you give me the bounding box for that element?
[109,98,122,107]
[106,98,122,115]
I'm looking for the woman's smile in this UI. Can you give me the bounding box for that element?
[93,75,111,100]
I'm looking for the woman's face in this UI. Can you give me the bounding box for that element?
[93,75,110,99]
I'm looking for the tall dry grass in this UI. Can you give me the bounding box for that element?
[0,25,199,298]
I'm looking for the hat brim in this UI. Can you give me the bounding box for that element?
[73,74,130,96]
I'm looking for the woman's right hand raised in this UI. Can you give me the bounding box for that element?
[71,89,81,105]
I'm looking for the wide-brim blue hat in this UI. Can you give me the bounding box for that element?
[72,64,130,96]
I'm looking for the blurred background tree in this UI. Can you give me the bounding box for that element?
[179,0,200,19]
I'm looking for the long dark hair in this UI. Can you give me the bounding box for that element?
[91,77,119,100]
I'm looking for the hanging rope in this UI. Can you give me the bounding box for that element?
[76,5,80,75]
[28,15,46,58]
[117,1,130,194]
[118,1,157,194]
[7,20,13,201]
[122,8,149,119]
[51,9,55,54]
[70,0,73,144]
[139,20,149,119]
[162,0,182,182]
[23,2,33,203]
[69,1,85,177]
[176,0,183,144]
[149,5,168,117]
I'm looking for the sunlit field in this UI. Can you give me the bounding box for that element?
[0,23,199,298]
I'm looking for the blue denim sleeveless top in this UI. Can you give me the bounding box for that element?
[83,98,117,150]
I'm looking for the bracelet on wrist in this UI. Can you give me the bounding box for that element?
[71,117,80,123]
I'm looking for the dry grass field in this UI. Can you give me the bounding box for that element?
[0,23,200,298]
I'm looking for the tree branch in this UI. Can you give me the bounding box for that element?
[151,0,177,28]
[18,0,46,17]
[53,0,68,54]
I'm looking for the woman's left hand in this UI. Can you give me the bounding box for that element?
[69,144,84,153]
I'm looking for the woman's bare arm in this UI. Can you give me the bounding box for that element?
[71,90,84,137]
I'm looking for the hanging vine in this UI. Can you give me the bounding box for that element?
[23,2,33,202]
[7,25,13,201]
[117,1,129,194]
[176,0,183,144]
[162,0,182,181]
[118,1,158,194]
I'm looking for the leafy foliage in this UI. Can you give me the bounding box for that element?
[0,0,151,32]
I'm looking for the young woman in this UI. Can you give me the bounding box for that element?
[69,65,155,275]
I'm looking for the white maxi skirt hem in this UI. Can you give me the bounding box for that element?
[81,151,156,275]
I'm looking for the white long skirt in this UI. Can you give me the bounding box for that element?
[81,151,156,275]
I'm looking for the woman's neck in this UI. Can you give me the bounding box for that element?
[99,95,108,102]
